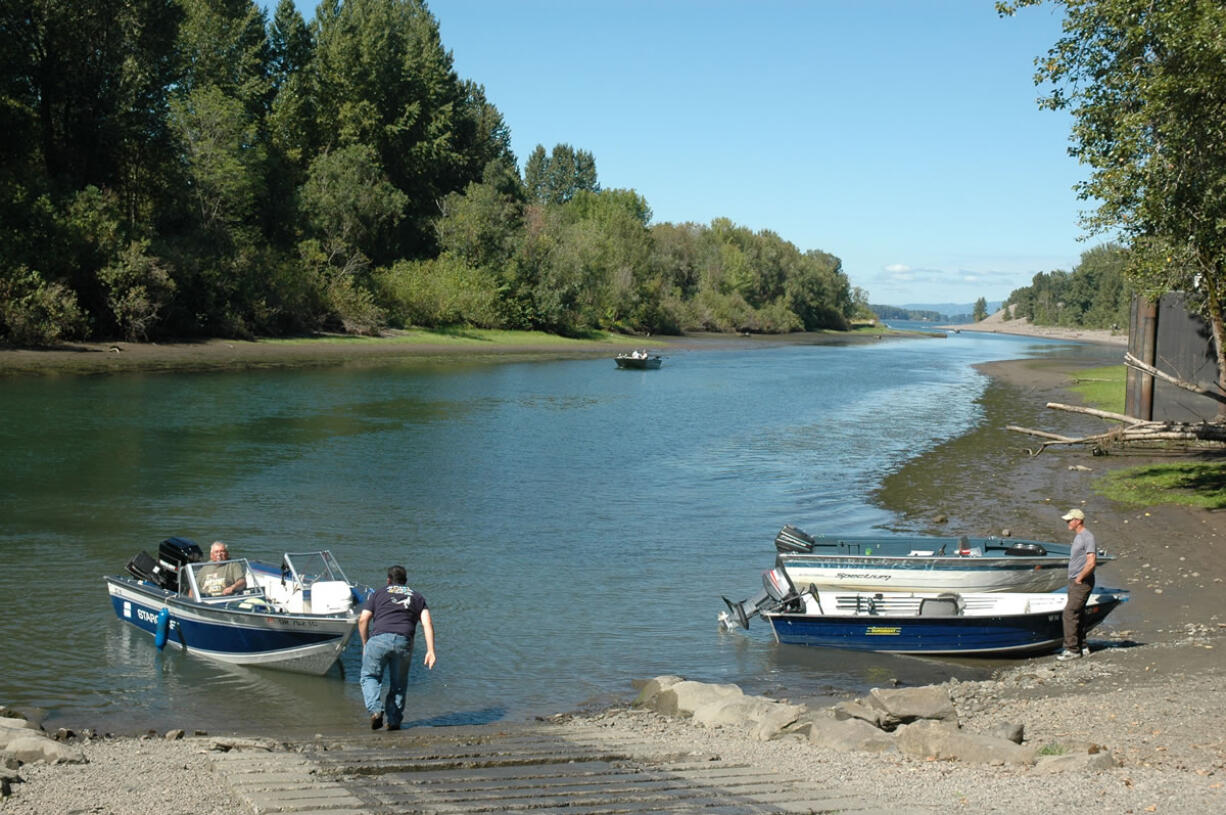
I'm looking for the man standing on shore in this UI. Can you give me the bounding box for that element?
[359,565,436,730]
[1058,509,1096,661]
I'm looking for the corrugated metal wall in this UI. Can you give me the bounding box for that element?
[1126,293,1223,421]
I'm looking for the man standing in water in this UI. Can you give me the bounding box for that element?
[1057,508,1096,661]
[359,565,436,730]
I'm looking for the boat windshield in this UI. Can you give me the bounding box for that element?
[282,551,350,588]
[183,558,259,599]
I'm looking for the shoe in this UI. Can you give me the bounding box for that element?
[386,725,401,731]
[1056,649,1081,661]
[1082,647,1091,657]
[370,713,383,730]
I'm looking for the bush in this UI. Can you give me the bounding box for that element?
[99,241,176,341]
[378,254,502,328]
[0,268,89,346]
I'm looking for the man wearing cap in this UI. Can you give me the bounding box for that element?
[1057,508,1096,660]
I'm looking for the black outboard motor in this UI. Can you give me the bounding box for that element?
[150,537,204,590]
[774,524,816,554]
[719,566,800,631]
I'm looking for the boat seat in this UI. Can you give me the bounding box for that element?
[918,596,959,616]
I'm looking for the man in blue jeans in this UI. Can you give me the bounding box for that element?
[359,565,436,730]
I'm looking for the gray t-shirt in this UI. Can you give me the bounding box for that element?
[1068,528,1096,581]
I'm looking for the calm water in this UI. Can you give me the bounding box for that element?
[0,331,1115,734]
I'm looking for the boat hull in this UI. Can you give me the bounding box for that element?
[105,576,357,675]
[614,356,662,369]
[763,591,1126,655]
[776,552,1070,594]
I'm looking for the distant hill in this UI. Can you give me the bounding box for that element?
[870,301,1003,323]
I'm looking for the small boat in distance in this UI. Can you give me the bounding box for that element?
[719,566,1128,656]
[105,537,370,675]
[772,525,1110,594]
[615,350,662,369]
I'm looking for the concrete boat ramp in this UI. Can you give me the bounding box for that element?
[208,717,911,814]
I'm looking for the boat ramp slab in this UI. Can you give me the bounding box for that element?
[208,719,925,814]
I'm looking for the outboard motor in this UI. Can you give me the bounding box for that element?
[718,566,799,631]
[774,524,816,553]
[152,537,204,591]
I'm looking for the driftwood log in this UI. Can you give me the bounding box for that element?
[1006,356,1226,455]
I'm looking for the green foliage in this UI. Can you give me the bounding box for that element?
[378,254,501,329]
[1002,0,1226,387]
[0,268,88,346]
[0,0,858,345]
[973,297,988,321]
[99,241,177,341]
[1004,244,1131,329]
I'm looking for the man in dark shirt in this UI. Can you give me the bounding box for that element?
[358,565,436,730]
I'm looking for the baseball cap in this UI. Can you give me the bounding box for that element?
[1061,508,1085,521]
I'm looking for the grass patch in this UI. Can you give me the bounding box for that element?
[1037,743,1067,756]
[1096,460,1226,510]
[1068,364,1126,414]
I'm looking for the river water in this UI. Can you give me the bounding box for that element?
[0,329,1116,734]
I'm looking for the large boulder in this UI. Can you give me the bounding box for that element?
[632,676,686,709]
[800,712,897,753]
[866,686,958,730]
[0,733,86,765]
[895,720,1036,765]
[651,680,743,718]
[689,695,805,741]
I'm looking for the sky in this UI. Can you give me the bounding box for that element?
[282,1,1088,308]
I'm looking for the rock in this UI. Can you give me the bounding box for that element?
[895,720,1036,765]
[651,680,743,718]
[932,514,948,524]
[865,686,958,729]
[832,699,888,728]
[688,695,805,741]
[1,733,87,765]
[632,675,686,709]
[54,728,74,742]
[1,776,10,797]
[988,721,1025,744]
[165,729,185,741]
[0,718,40,735]
[801,712,897,753]
[1034,750,1118,772]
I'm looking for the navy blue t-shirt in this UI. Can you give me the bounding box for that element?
[363,584,428,639]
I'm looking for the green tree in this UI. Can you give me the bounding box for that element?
[973,297,988,321]
[1002,0,1226,409]
[523,144,600,205]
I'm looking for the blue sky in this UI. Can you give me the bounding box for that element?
[282,1,1087,308]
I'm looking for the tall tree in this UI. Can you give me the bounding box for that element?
[973,297,987,321]
[1001,0,1226,411]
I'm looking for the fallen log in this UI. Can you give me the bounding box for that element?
[1124,352,1226,405]
[1044,402,1145,424]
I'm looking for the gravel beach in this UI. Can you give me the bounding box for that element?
[4,330,1223,814]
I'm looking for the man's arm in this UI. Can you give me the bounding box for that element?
[358,609,373,645]
[420,608,436,669]
[1075,551,1096,584]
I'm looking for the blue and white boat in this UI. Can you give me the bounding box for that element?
[719,566,1128,656]
[772,525,1108,594]
[105,538,368,675]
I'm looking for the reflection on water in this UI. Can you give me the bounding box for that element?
[0,333,1117,734]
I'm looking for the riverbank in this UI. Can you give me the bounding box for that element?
[5,336,1223,813]
[0,327,906,377]
[949,308,1129,346]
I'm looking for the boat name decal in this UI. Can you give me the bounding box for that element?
[136,608,159,624]
[837,573,891,581]
[865,626,901,636]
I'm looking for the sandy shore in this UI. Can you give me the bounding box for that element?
[949,309,1129,346]
[4,330,1224,813]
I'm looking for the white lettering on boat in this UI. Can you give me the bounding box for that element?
[136,608,159,624]
[836,573,892,581]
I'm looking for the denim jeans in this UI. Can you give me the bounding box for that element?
[361,633,414,728]
[1062,578,1094,652]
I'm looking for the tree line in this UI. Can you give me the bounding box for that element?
[0,0,862,346]
[1001,244,1132,330]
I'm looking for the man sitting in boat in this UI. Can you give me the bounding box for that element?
[196,541,247,597]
